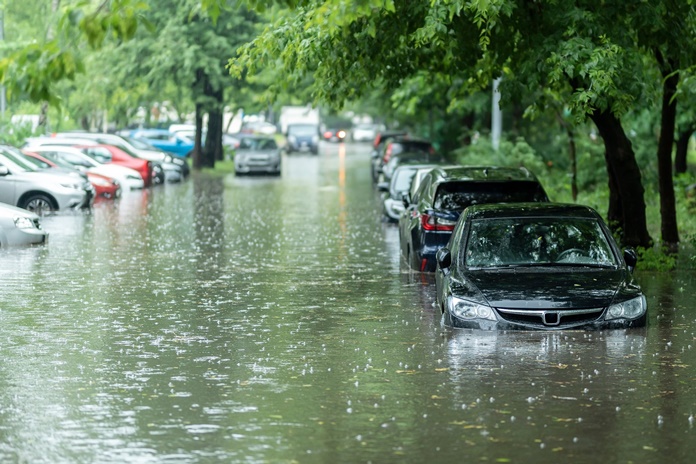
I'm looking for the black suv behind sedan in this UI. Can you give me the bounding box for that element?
[399,165,549,272]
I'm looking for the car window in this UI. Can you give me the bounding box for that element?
[288,125,317,136]
[23,155,51,169]
[238,138,277,150]
[392,169,417,192]
[434,181,546,210]
[54,152,95,168]
[464,218,618,268]
[84,147,113,163]
[0,149,36,171]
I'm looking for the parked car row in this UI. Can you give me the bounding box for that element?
[369,130,647,332]
[0,130,194,247]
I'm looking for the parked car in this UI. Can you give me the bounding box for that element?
[27,146,145,190]
[378,164,441,222]
[286,123,320,155]
[234,135,282,176]
[0,146,93,214]
[21,150,121,200]
[240,121,278,135]
[351,123,381,142]
[435,202,647,330]
[25,136,166,185]
[322,128,348,142]
[0,201,48,247]
[399,165,549,272]
[379,150,448,184]
[129,128,194,158]
[371,135,429,182]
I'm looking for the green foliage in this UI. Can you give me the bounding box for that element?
[635,246,677,271]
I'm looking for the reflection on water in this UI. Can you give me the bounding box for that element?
[1,144,696,463]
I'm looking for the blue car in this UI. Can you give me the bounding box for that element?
[398,165,549,272]
[129,129,194,159]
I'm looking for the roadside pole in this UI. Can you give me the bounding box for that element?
[491,77,502,150]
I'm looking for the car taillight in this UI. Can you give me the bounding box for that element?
[323,131,333,139]
[383,144,393,163]
[338,130,346,139]
[421,213,456,231]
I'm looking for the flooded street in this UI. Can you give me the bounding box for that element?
[1,142,696,463]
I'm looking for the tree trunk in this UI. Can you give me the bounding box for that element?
[655,64,679,246]
[674,128,693,174]
[589,108,652,248]
[555,111,578,202]
[202,79,224,166]
[192,102,204,170]
[205,109,223,164]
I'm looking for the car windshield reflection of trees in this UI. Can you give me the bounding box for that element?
[434,182,546,210]
[464,218,618,269]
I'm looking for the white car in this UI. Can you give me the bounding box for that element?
[0,201,48,247]
[351,123,381,142]
[27,146,145,190]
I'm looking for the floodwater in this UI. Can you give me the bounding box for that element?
[1,143,695,464]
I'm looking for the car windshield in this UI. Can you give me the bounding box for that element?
[237,138,278,150]
[288,125,317,136]
[434,181,546,210]
[464,217,618,269]
[0,148,38,172]
[126,137,157,150]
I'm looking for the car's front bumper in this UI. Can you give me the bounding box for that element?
[444,308,647,331]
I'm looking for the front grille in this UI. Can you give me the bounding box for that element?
[496,307,604,329]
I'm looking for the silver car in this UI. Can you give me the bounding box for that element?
[0,201,48,246]
[0,146,93,214]
[234,135,281,176]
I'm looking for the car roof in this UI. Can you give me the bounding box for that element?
[426,165,540,183]
[228,133,274,139]
[393,163,442,173]
[463,202,602,220]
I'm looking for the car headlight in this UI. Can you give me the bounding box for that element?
[288,135,297,143]
[164,155,174,163]
[312,135,320,143]
[605,295,647,320]
[448,296,497,321]
[60,182,82,190]
[14,217,37,230]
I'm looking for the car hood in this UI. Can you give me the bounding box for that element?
[0,202,39,219]
[461,268,628,310]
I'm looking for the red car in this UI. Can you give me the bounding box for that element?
[76,144,154,187]
[21,150,122,200]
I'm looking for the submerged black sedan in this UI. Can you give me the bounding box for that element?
[435,203,647,330]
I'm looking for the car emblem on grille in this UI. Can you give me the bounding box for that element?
[542,311,560,326]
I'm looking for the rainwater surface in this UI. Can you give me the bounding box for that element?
[1,143,695,464]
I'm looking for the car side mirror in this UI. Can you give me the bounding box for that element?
[0,166,9,176]
[401,193,411,209]
[623,247,638,272]
[377,182,389,192]
[436,247,452,269]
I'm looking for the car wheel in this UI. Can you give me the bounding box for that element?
[21,194,55,214]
